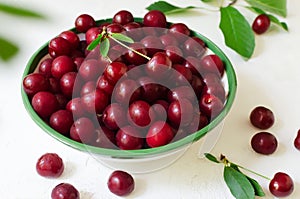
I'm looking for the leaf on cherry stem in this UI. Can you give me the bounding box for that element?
[219,6,255,59]
[224,166,255,199]
[87,33,103,51]
[204,153,220,164]
[245,0,287,17]
[146,1,197,15]
[110,33,134,43]
[100,38,110,58]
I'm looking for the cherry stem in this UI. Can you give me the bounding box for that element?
[108,35,151,61]
[234,164,271,181]
[220,154,271,181]
[229,0,238,6]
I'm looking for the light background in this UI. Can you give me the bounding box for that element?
[0,0,299,198]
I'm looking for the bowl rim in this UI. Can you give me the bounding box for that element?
[21,17,237,158]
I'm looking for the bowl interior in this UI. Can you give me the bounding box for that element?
[21,18,237,158]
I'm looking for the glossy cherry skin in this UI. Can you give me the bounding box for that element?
[104,62,128,85]
[183,37,206,58]
[251,132,278,155]
[80,81,96,97]
[137,76,161,103]
[145,52,172,80]
[202,82,226,103]
[200,54,225,77]
[31,91,59,119]
[199,94,224,119]
[38,58,53,77]
[85,27,102,45]
[60,72,77,99]
[23,73,50,97]
[160,34,179,47]
[49,37,72,58]
[51,183,80,199]
[75,14,96,33]
[191,75,204,98]
[269,172,294,197]
[96,75,114,96]
[113,10,134,25]
[92,126,117,149]
[123,22,144,41]
[165,45,183,64]
[183,56,202,77]
[50,110,74,135]
[171,64,193,86]
[169,23,190,43]
[168,99,194,128]
[168,85,197,103]
[107,170,135,196]
[294,129,300,150]
[124,42,148,66]
[128,100,154,127]
[36,153,64,178]
[79,59,104,81]
[51,55,75,79]
[112,79,142,104]
[59,30,80,50]
[66,97,85,119]
[143,10,167,28]
[146,121,174,148]
[81,89,109,114]
[102,103,127,131]
[252,14,271,34]
[250,106,275,129]
[141,35,164,57]
[116,126,144,150]
[70,117,95,143]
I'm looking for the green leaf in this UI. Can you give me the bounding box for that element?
[219,6,255,59]
[230,164,265,197]
[268,15,288,31]
[246,176,265,197]
[223,167,255,199]
[245,0,287,17]
[0,37,19,61]
[87,34,102,51]
[111,33,134,43]
[247,6,288,31]
[146,1,196,14]
[204,153,220,164]
[100,38,110,57]
[0,3,44,18]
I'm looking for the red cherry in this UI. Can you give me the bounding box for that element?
[107,170,135,196]
[251,132,278,155]
[269,172,294,197]
[36,153,64,178]
[143,10,167,28]
[250,106,275,130]
[51,183,80,199]
[146,121,174,148]
[252,14,271,34]
[293,129,300,150]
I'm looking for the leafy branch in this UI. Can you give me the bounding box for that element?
[0,3,44,62]
[205,153,267,199]
[87,29,150,61]
[146,0,288,59]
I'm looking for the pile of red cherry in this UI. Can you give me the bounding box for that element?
[23,9,228,150]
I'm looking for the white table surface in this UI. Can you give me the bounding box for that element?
[1,0,300,198]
